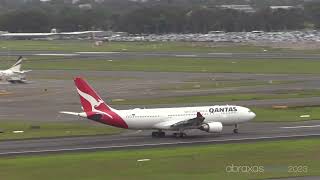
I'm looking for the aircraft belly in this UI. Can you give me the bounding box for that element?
[125,118,160,129]
[206,114,238,125]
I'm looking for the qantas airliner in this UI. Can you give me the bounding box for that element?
[61,77,256,137]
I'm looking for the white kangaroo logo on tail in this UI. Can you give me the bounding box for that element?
[76,88,113,119]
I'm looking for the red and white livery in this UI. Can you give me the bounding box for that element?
[61,77,256,137]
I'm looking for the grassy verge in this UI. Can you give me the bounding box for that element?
[158,80,296,91]
[0,139,319,180]
[111,90,320,105]
[253,106,320,122]
[29,75,138,81]
[14,58,320,74]
[0,40,290,52]
[2,56,320,74]
[0,121,122,140]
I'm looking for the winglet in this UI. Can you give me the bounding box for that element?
[197,112,203,118]
[197,112,205,122]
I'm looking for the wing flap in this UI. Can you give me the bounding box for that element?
[154,112,205,130]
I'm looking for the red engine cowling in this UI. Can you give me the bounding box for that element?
[200,122,223,133]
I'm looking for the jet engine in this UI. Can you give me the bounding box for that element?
[200,122,223,133]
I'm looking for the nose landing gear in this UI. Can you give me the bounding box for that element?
[233,124,239,134]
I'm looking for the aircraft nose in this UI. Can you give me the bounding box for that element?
[251,112,256,119]
[245,108,256,120]
[248,111,256,120]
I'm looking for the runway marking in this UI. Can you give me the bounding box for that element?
[0,133,320,156]
[120,130,142,136]
[76,52,120,54]
[143,53,172,56]
[0,91,12,95]
[175,55,197,57]
[280,125,320,129]
[34,53,78,56]
[137,159,150,162]
[207,53,233,55]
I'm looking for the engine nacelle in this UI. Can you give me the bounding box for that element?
[200,122,223,133]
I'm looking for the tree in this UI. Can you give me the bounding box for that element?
[0,9,51,32]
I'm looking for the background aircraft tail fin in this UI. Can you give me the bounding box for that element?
[9,56,23,72]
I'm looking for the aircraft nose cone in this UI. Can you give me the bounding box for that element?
[250,112,256,119]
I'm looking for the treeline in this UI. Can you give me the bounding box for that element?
[116,6,305,34]
[0,6,112,32]
[0,2,319,33]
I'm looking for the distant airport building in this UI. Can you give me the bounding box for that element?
[78,3,92,9]
[208,31,225,34]
[0,31,110,40]
[217,5,255,13]
[0,31,8,35]
[270,6,295,10]
[51,28,57,33]
[129,0,149,2]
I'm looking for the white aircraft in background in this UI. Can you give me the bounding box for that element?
[0,56,32,83]
[61,77,256,137]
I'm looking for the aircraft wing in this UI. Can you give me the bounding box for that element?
[21,70,32,73]
[154,112,205,130]
[12,70,32,74]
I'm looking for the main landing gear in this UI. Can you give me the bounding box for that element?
[233,124,239,134]
[152,130,165,138]
[151,130,187,138]
[173,132,187,138]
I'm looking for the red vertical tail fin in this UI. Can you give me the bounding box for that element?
[65,77,128,129]
[74,77,111,113]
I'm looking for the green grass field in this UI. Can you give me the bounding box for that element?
[158,80,295,91]
[12,58,320,74]
[0,121,122,140]
[111,90,320,106]
[253,106,320,122]
[2,55,320,74]
[0,40,290,52]
[0,138,319,180]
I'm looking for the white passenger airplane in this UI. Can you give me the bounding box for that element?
[0,56,31,83]
[61,77,256,137]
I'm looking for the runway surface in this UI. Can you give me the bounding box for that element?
[1,51,320,60]
[1,120,320,156]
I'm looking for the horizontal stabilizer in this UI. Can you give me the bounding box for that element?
[59,111,87,117]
